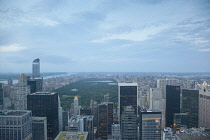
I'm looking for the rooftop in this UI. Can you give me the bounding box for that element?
[0,110,31,116]
[118,83,138,86]
[30,92,56,95]
[54,131,88,140]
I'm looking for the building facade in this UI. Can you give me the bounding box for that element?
[0,110,32,140]
[27,92,59,140]
[121,106,137,140]
[32,58,40,79]
[199,82,210,127]
[182,89,199,128]
[98,102,113,139]
[166,85,181,127]
[32,117,47,140]
[139,110,162,140]
[118,83,138,120]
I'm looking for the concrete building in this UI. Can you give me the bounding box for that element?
[199,81,210,127]
[139,110,162,140]
[0,110,32,140]
[68,115,94,140]
[16,73,30,110]
[149,88,166,128]
[27,92,59,140]
[58,96,63,132]
[111,124,120,140]
[157,79,179,88]
[32,117,47,140]
[121,106,137,140]
[32,58,40,79]
[62,111,69,131]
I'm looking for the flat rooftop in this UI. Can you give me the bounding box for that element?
[118,83,138,86]
[54,131,88,140]
[0,110,31,116]
[30,92,56,95]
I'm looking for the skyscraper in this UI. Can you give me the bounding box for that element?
[121,106,137,140]
[98,102,114,139]
[199,81,210,127]
[166,85,181,127]
[0,83,4,110]
[27,92,59,140]
[32,58,40,79]
[32,117,47,140]
[16,73,30,110]
[182,89,199,128]
[139,110,162,140]
[0,110,32,140]
[118,83,138,120]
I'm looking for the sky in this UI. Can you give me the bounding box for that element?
[0,0,210,73]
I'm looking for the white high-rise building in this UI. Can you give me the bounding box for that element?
[16,73,30,110]
[58,96,63,132]
[157,79,178,88]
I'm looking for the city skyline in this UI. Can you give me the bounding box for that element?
[0,0,210,73]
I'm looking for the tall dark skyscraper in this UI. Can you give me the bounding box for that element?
[0,83,4,110]
[98,102,113,139]
[32,58,40,79]
[166,85,181,127]
[118,83,138,119]
[182,89,199,128]
[27,92,59,140]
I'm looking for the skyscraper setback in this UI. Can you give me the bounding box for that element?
[32,58,40,79]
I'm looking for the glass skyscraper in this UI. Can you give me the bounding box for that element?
[182,89,199,128]
[32,58,40,79]
[166,85,181,127]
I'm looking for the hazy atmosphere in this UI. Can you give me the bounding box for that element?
[0,0,210,72]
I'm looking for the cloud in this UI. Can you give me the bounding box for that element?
[199,48,210,52]
[0,44,27,52]
[91,25,169,42]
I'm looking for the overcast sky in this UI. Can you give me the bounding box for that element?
[0,0,210,73]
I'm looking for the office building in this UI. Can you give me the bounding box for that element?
[32,117,47,140]
[182,89,199,128]
[199,81,210,127]
[149,88,165,128]
[70,96,81,116]
[173,113,189,130]
[121,106,137,140]
[0,83,4,110]
[139,110,162,140]
[62,111,69,131]
[68,115,94,140]
[32,58,40,79]
[157,79,178,88]
[111,124,120,140]
[8,79,13,86]
[0,110,32,140]
[58,96,63,132]
[118,83,138,120]
[27,92,59,140]
[27,79,36,93]
[16,73,30,110]
[80,108,92,115]
[34,77,43,92]
[166,85,181,127]
[90,99,98,127]
[98,102,113,139]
